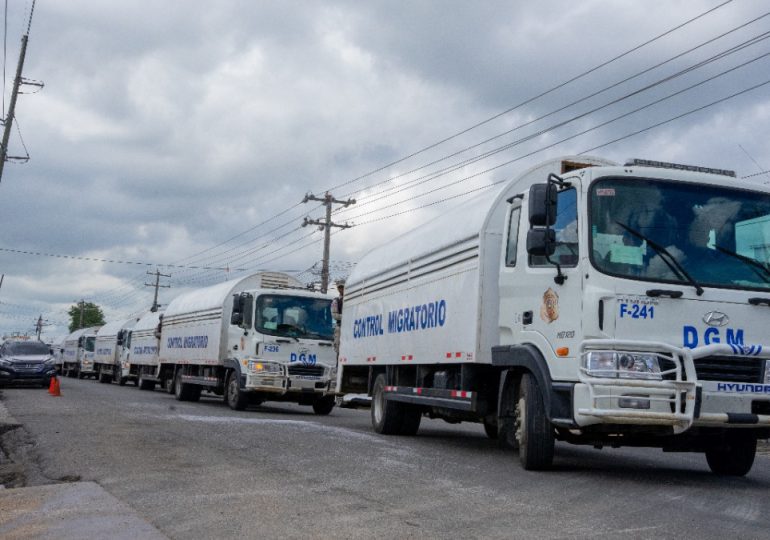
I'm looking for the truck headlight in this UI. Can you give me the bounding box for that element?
[583,352,662,380]
[248,360,283,374]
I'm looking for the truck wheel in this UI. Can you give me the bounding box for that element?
[312,396,335,415]
[138,373,156,391]
[516,373,555,470]
[705,432,756,476]
[99,370,111,384]
[174,370,193,401]
[77,370,84,380]
[225,371,249,410]
[371,373,404,435]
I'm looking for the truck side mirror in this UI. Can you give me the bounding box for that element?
[116,330,124,346]
[78,337,84,347]
[528,183,557,226]
[231,293,244,326]
[526,228,556,257]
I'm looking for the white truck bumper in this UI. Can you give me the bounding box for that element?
[244,373,333,395]
[575,340,770,434]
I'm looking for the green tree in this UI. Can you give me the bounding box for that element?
[68,301,106,332]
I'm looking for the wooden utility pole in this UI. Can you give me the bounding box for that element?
[145,270,170,312]
[302,192,355,293]
[35,314,49,339]
[0,0,41,185]
[78,300,85,329]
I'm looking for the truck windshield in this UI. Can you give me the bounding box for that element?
[590,177,770,292]
[255,294,333,340]
[84,337,96,352]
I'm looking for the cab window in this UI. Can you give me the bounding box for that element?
[505,205,522,267]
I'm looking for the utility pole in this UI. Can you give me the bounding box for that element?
[145,270,171,312]
[0,0,42,185]
[302,192,355,293]
[78,299,85,329]
[35,314,49,339]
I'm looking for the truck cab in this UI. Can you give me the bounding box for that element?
[498,159,770,472]
[62,326,100,379]
[226,289,337,412]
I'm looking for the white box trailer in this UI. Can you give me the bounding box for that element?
[62,326,101,379]
[125,310,163,391]
[94,317,140,385]
[158,272,338,413]
[338,156,770,474]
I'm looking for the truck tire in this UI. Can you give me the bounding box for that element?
[225,371,249,410]
[705,432,756,476]
[137,372,156,391]
[312,396,335,415]
[371,373,405,435]
[516,373,555,470]
[174,370,200,402]
[99,370,111,384]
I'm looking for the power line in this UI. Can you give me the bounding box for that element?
[322,0,734,196]
[335,14,770,210]
[0,246,246,270]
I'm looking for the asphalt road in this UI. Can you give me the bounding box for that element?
[2,378,769,539]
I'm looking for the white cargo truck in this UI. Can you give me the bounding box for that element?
[158,272,338,413]
[94,317,139,385]
[62,326,101,379]
[126,310,163,391]
[337,156,770,474]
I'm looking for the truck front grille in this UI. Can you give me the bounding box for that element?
[694,356,764,383]
[288,365,325,377]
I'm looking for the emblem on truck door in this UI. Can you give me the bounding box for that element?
[540,288,559,324]
[703,311,729,327]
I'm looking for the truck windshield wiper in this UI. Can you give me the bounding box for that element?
[615,221,704,296]
[713,245,770,283]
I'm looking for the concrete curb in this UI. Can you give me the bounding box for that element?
[0,481,168,539]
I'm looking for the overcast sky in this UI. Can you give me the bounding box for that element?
[1,0,769,340]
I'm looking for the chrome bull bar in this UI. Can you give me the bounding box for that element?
[578,340,770,434]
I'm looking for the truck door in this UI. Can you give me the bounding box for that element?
[499,183,583,379]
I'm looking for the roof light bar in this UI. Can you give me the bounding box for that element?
[624,158,735,178]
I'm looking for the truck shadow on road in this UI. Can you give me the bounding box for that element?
[414,425,770,487]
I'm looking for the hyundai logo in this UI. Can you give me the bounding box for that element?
[703,311,729,327]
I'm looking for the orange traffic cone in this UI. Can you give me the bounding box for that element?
[49,376,61,397]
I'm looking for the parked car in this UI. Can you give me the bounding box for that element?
[0,340,57,388]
